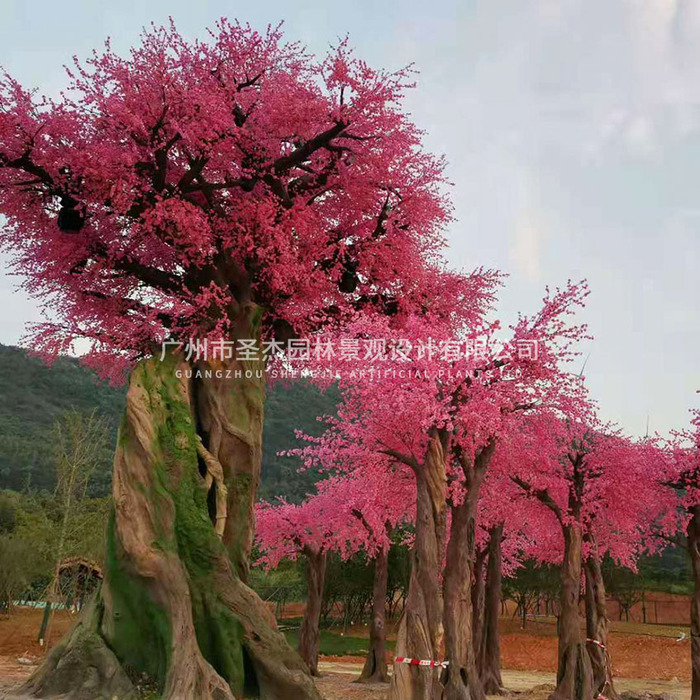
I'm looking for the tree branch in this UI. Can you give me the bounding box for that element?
[272,121,348,175]
[511,475,564,525]
[378,447,419,471]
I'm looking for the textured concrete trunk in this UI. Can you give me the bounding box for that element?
[441,441,494,700]
[441,498,484,700]
[389,434,447,700]
[19,319,320,700]
[471,547,486,670]
[583,536,617,700]
[298,547,327,677]
[479,525,504,695]
[357,545,390,683]
[688,504,700,700]
[551,524,594,700]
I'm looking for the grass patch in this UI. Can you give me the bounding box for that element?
[282,628,396,657]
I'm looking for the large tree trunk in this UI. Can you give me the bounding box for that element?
[551,524,593,700]
[19,342,321,700]
[479,525,504,695]
[299,547,327,677]
[441,497,484,700]
[583,537,617,700]
[389,434,447,700]
[441,441,495,700]
[357,546,390,683]
[688,504,700,700]
[471,547,486,671]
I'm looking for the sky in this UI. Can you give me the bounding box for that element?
[0,0,698,437]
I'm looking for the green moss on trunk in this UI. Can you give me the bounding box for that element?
[104,509,171,688]
[155,354,246,694]
[106,353,246,696]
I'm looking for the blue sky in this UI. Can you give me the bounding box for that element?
[1,0,699,436]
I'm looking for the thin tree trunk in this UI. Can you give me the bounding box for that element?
[471,547,486,671]
[36,604,52,648]
[583,537,617,700]
[480,524,504,694]
[38,436,79,647]
[389,434,447,700]
[357,546,390,683]
[688,504,700,700]
[551,524,594,700]
[21,339,321,700]
[299,547,327,677]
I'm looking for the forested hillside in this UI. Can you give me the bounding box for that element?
[0,345,123,494]
[0,344,690,595]
[0,344,337,499]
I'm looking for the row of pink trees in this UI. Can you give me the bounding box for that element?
[287,360,689,700]
[282,274,700,700]
[290,281,595,700]
[492,408,673,700]
[0,20,484,700]
[258,369,700,700]
[1,15,698,700]
[255,468,414,678]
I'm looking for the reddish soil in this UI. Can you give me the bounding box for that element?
[499,623,689,681]
[0,608,74,658]
[0,606,691,686]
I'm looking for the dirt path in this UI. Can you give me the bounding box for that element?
[0,609,693,699]
[0,658,691,700]
[316,662,692,700]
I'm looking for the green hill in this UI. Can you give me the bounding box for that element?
[0,344,337,500]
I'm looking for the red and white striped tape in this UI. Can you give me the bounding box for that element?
[586,638,606,650]
[394,656,448,668]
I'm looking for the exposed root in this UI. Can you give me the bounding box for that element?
[215,563,322,700]
[17,605,136,700]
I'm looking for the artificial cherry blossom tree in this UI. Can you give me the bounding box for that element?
[506,409,669,700]
[255,470,412,677]
[322,467,415,684]
[438,283,588,700]
[284,431,416,684]
[0,20,462,700]
[296,281,589,700]
[255,495,336,677]
[473,465,547,694]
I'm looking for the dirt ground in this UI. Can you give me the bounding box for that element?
[0,607,692,699]
[497,617,690,682]
[315,663,691,700]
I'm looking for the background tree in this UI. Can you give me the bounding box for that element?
[36,409,107,647]
[0,492,43,614]
[255,477,371,676]
[476,468,565,694]
[326,467,414,684]
[507,409,669,700]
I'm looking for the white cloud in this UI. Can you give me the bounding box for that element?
[510,182,546,283]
